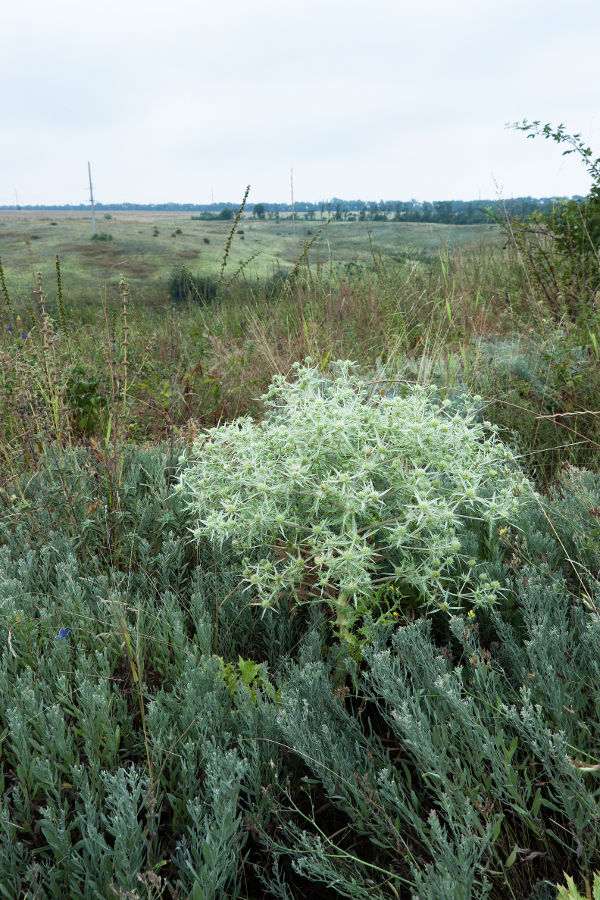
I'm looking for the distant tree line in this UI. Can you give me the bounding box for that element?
[0,196,583,226]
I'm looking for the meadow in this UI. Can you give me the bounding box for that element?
[0,210,501,313]
[0,179,600,900]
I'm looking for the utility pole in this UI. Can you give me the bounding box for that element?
[290,167,296,258]
[88,162,97,235]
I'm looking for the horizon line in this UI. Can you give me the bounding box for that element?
[0,194,584,211]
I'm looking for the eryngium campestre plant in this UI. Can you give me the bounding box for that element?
[178,360,532,639]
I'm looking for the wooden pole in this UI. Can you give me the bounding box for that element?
[88,162,97,235]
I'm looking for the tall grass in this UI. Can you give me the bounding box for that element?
[0,220,599,898]
[1,240,599,485]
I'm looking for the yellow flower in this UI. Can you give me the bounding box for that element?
[467,609,475,618]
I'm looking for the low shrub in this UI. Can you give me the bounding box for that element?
[468,335,600,485]
[0,439,598,897]
[167,266,218,305]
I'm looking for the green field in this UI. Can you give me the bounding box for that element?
[0,209,502,310]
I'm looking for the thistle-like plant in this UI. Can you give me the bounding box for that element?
[178,361,532,641]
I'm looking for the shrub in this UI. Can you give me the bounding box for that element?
[179,360,533,642]
[469,335,600,485]
[505,120,600,318]
[548,464,600,585]
[1,445,599,897]
[64,365,106,433]
[167,267,218,305]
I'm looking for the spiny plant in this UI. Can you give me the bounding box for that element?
[557,872,600,900]
[178,359,533,645]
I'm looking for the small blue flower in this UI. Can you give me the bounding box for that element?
[6,325,12,332]
[21,332,27,339]
[56,627,71,639]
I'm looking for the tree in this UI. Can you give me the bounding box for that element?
[253,203,266,219]
[507,120,600,317]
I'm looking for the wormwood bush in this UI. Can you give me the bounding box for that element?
[179,360,532,640]
[548,465,600,583]
[2,440,600,897]
[469,336,600,485]
[264,564,600,898]
[0,445,280,896]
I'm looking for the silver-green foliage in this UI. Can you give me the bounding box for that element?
[267,565,600,898]
[3,442,600,899]
[174,744,248,899]
[179,360,531,629]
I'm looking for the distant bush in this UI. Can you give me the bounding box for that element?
[203,236,210,244]
[167,266,218,304]
[91,232,113,241]
[103,213,113,220]
[263,267,290,297]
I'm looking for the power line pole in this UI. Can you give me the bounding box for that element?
[290,167,296,258]
[88,162,97,235]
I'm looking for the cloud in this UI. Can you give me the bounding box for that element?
[1,0,598,203]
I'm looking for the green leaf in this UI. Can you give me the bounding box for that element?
[531,787,542,817]
[505,844,518,868]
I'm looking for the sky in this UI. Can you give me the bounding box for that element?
[1,0,599,206]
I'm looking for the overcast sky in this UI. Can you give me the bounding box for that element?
[1,0,598,205]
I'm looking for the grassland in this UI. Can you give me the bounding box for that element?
[0,204,599,899]
[0,209,502,314]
